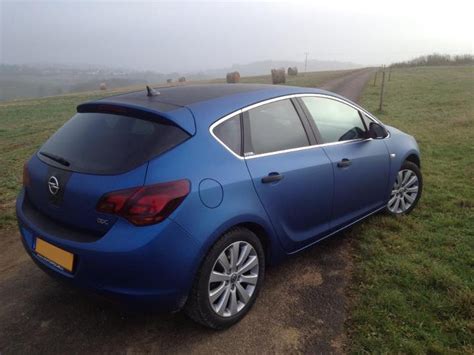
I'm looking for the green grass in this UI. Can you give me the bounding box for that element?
[3,67,470,352]
[348,66,474,353]
[0,93,101,227]
[0,69,356,230]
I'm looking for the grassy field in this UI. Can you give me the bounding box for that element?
[0,68,355,230]
[1,66,471,352]
[348,66,474,353]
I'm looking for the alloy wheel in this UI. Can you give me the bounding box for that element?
[387,168,419,214]
[208,241,259,317]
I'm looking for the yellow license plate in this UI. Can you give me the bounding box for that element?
[35,238,74,272]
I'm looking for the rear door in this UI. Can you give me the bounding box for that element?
[299,96,390,229]
[243,98,334,252]
[26,108,189,235]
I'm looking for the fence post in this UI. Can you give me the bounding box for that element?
[373,70,378,86]
[379,70,386,112]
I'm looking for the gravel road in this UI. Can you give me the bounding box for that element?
[0,68,375,354]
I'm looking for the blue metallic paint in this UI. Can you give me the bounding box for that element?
[323,139,390,229]
[245,147,334,252]
[17,189,201,311]
[381,125,421,193]
[16,85,420,312]
[198,179,224,208]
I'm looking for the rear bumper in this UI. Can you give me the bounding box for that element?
[16,189,202,312]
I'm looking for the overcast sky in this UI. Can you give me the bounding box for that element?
[1,0,473,72]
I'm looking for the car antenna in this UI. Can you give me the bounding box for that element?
[146,85,159,97]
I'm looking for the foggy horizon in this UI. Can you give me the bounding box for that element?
[1,0,473,73]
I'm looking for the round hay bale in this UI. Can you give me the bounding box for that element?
[271,68,286,84]
[226,71,241,83]
[288,67,298,76]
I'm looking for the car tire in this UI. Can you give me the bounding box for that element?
[386,160,423,215]
[184,227,265,329]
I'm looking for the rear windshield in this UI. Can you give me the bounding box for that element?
[38,112,189,174]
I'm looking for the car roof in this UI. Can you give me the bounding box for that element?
[80,84,337,134]
[97,84,281,109]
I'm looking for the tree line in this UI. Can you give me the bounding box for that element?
[390,54,474,68]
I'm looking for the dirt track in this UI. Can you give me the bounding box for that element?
[0,68,375,354]
[321,68,375,101]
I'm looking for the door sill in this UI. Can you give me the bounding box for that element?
[287,205,386,255]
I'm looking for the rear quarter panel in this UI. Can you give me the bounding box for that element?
[145,128,284,272]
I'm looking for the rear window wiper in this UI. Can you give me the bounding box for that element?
[39,151,70,167]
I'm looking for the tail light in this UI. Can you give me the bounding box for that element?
[23,163,30,187]
[96,180,190,226]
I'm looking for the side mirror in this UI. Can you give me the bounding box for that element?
[367,122,388,139]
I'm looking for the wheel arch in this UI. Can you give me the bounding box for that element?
[405,153,421,168]
[182,216,282,309]
[197,215,284,270]
[234,222,272,264]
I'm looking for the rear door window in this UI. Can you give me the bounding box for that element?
[244,99,309,155]
[301,97,367,143]
[38,112,189,174]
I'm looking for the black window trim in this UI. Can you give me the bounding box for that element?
[294,97,324,144]
[291,98,318,146]
[242,111,252,156]
[358,111,370,132]
[209,93,389,160]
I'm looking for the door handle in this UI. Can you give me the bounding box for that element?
[337,158,352,168]
[261,172,284,184]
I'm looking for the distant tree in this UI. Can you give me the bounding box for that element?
[390,53,474,68]
[453,54,474,65]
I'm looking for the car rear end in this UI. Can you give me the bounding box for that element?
[16,103,201,311]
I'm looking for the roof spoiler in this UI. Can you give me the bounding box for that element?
[77,101,196,135]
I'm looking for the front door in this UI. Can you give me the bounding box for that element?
[322,139,390,228]
[299,96,390,229]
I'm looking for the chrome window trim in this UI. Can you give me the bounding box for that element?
[245,137,372,159]
[209,93,386,160]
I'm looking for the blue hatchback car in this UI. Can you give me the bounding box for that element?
[17,84,422,328]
